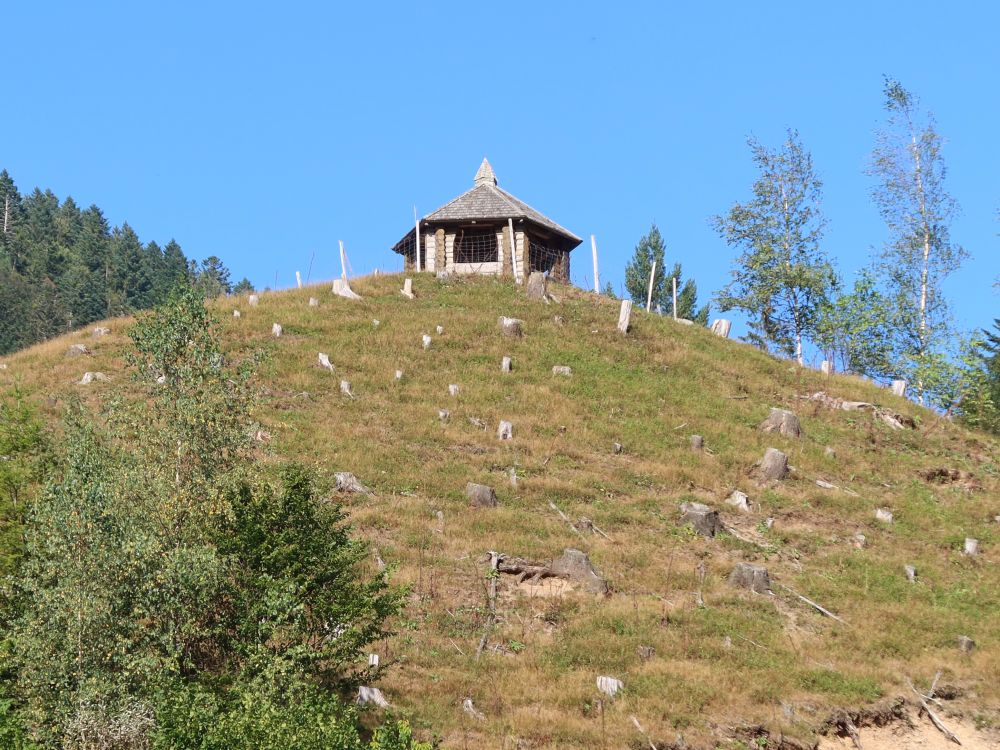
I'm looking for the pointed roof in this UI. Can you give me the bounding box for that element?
[420,159,582,245]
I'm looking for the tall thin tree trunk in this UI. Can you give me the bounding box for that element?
[909,118,930,405]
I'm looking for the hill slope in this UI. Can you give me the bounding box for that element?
[3,274,998,748]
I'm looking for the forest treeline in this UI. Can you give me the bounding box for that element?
[0,169,249,356]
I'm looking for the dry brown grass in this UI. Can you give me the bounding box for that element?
[3,273,998,748]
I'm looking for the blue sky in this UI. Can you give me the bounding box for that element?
[3,2,997,350]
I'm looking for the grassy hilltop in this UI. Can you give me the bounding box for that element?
[2,273,998,748]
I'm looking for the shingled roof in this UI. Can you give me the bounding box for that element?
[420,159,582,246]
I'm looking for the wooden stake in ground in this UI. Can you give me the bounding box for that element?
[646,260,657,311]
[591,234,600,292]
[672,276,678,320]
[475,552,499,660]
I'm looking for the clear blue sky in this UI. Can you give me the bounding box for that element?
[4,2,997,348]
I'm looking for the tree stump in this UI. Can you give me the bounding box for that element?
[852,533,867,549]
[617,300,632,334]
[394,370,403,381]
[332,279,361,300]
[438,409,451,422]
[758,408,802,438]
[728,562,771,593]
[963,538,979,556]
[957,635,976,653]
[356,687,389,708]
[272,323,282,338]
[422,334,432,349]
[501,356,512,373]
[248,294,259,306]
[550,549,608,594]
[309,297,319,307]
[552,365,572,377]
[335,472,370,494]
[318,353,334,371]
[680,502,722,538]
[636,645,655,660]
[758,448,789,480]
[497,420,513,440]
[526,271,548,300]
[92,327,111,338]
[596,675,623,698]
[821,360,832,375]
[498,317,524,337]
[466,482,498,508]
[79,372,109,385]
[890,379,907,397]
[340,380,354,398]
[690,435,704,451]
[233,309,241,318]
[710,319,731,338]
[875,508,893,524]
[66,344,90,358]
[436,325,444,335]
[613,442,623,455]
[905,564,917,583]
[448,384,460,397]
[400,278,415,299]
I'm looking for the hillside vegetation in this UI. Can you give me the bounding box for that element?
[2,273,997,748]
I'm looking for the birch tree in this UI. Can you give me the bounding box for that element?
[869,78,966,404]
[713,130,836,363]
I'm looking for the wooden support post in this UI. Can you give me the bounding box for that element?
[646,260,657,312]
[672,276,678,320]
[339,240,347,280]
[508,218,517,282]
[591,235,600,292]
[414,207,421,273]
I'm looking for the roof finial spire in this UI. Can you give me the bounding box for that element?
[474,158,497,187]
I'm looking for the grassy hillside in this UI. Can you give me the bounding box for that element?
[2,273,998,748]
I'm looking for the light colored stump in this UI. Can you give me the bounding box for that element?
[758,448,789,480]
[498,316,524,337]
[233,309,241,318]
[596,676,623,698]
[79,372,109,385]
[957,635,976,653]
[497,420,513,440]
[905,564,917,583]
[438,409,451,422]
[891,379,907,397]
[335,472,370,494]
[501,356,512,373]
[356,687,389,708]
[852,533,867,549]
[680,501,722,538]
[309,297,319,307]
[726,490,750,511]
[332,278,361,300]
[448,384,460,397]
[340,380,354,398]
[824,446,836,459]
[435,324,444,335]
[468,416,486,430]
[617,299,632,334]
[156,374,167,384]
[613,442,623,454]
[372,319,380,327]
[466,482,498,508]
[728,562,771,593]
[394,370,403,381]
[758,408,802,438]
[272,323,282,338]
[92,327,111,338]
[508,467,518,487]
[550,549,608,594]
[66,344,90,358]
[710,319,731,338]
[421,334,432,350]
[400,278,415,299]
[875,508,893,524]
[296,271,302,288]
[552,365,572,377]
[963,537,979,556]
[526,271,548,301]
[248,294,259,306]
[368,653,379,667]
[317,353,334,372]
[690,435,704,451]
[821,360,832,375]
[636,645,655,660]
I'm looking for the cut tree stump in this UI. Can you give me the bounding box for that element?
[332,278,361,300]
[891,379,907,397]
[421,334,432,349]
[905,564,917,583]
[710,319,731,338]
[758,448,789,480]
[758,408,802,438]
[497,420,513,440]
[957,635,976,653]
[400,278,415,299]
[466,483,498,508]
[501,356,512,373]
[356,687,389,708]
[436,324,444,335]
[394,369,403,381]
[233,309,241,318]
[318,353,334,371]
[309,297,319,307]
[690,435,704,451]
[79,372,109,385]
[596,676,623,698]
[498,316,524,337]
[448,384,460,397]
[875,508,893,524]
[462,698,485,721]
[680,501,722,538]
[340,380,354,398]
[552,365,572,377]
[92,327,110,338]
[438,409,451,422]
[550,549,609,594]
[728,562,772,593]
[248,294,259,306]
[272,323,282,337]
[613,442,623,454]
[963,538,979,556]
[66,344,90,358]
[852,533,867,549]
[526,271,548,301]
[617,300,632,334]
